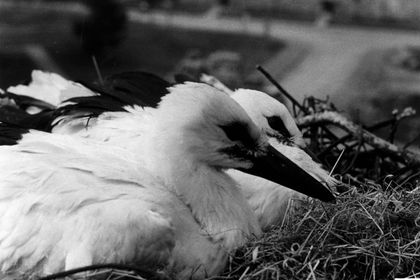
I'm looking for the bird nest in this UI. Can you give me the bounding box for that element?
[257,65,420,189]
[213,68,420,280]
[31,68,420,280]
[45,183,420,280]
[218,181,420,280]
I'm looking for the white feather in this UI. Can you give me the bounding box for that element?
[231,88,306,148]
[0,84,265,279]
[7,70,94,108]
[0,132,175,277]
[7,72,335,233]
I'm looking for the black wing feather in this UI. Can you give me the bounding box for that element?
[54,71,171,124]
[103,71,170,107]
[53,96,127,121]
[2,71,171,132]
[4,92,56,111]
[0,106,54,131]
[0,122,30,145]
[75,71,170,108]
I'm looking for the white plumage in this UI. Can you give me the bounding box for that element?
[69,87,337,231]
[230,88,334,184]
[7,70,94,109]
[229,89,337,230]
[231,88,306,148]
[0,84,257,279]
[2,71,336,233]
[0,132,175,276]
[0,83,334,279]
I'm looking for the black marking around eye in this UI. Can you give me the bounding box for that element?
[219,121,255,147]
[266,116,291,138]
[219,145,250,161]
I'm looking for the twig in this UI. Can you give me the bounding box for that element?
[256,65,308,115]
[318,134,352,158]
[366,107,416,132]
[341,138,364,174]
[92,56,104,86]
[297,111,420,166]
[329,148,346,176]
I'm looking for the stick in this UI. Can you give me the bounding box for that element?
[329,148,346,176]
[92,56,104,86]
[366,107,416,132]
[297,111,420,166]
[256,65,308,114]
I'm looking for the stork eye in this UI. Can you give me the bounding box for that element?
[266,116,291,138]
[219,121,255,147]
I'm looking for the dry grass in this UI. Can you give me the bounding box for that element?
[40,133,420,280]
[211,72,420,280]
[25,68,419,279]
[43,97,420,280]
[39,148,420,280]
[215,180,420,280]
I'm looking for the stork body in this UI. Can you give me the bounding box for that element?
[1,73,336,233]
[0,132,235,279]
[0,85,261,279]
[69,100,335,231]
[0,83,334,279]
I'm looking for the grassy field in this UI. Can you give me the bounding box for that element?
[0,5,282,88]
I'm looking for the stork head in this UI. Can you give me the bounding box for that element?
[152,83,335,202]
[231,89,306,148]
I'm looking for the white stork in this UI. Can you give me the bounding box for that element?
[0,83,334,279]
[1,71,337,231]
[51,88,338,231]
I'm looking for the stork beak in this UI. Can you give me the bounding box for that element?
[242,144,336,203]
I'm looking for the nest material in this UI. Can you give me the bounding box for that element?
[211,67,420,280]
[297,99,419,186]
[215,181,420,280]
[31,69,420,279]
[257,65,420,188]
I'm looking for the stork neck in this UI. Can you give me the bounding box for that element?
[145,142,261,250]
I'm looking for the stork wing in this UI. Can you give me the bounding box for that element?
[99,71,171,107]
[0,133,175,277]
[2,71,170,134]
[51,71,170,132]
[0,106,54,132]
[60,71,171,118]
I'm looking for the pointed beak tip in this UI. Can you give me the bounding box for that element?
[243,144,338,203]
[315,183,336,203]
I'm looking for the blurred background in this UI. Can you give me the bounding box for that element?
[1,0,420,147]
